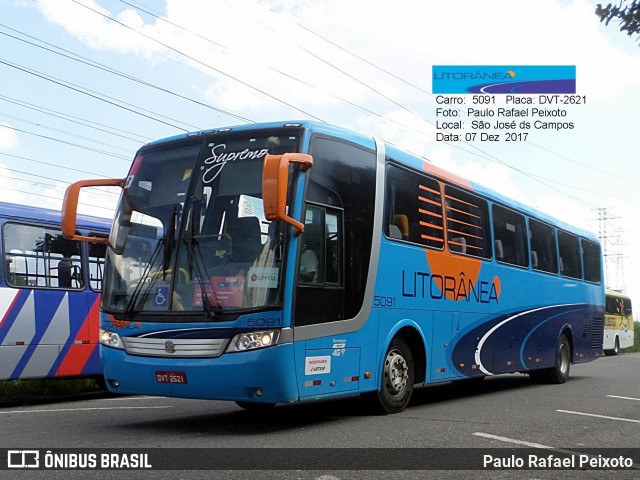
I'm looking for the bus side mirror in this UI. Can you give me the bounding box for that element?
[62,178,125,243]
[263,153,313,235]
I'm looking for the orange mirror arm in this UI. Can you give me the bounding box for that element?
[263,153,313,235]
[62,178,125,243]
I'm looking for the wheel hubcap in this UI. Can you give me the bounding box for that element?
[558,343,569,373]
[384,351,408,396]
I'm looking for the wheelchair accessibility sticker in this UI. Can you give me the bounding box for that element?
[154,287,169,307]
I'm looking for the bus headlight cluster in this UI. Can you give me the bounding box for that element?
[227,330,280,353]
[100,329,124,350]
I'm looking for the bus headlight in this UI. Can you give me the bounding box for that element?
[226,330,280,353]
[100,329,124,350]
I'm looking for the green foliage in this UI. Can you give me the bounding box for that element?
[0,378,102,404]
[621,322,640,353]
[596,1,640,40]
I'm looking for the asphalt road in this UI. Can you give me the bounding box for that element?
[1,353,639,479]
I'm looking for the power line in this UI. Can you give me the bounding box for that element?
[0,94,151,143]
[0,57,195,132]
[527,140,637,183]
[118,0,435,138]
[0,181,117,213]
[268,4,434,98]
[0,152,114,178]
[2,166,120,200]
[69,0,324,122]
[7,0,619,213]
[222,0,435,128]
[216,0,606,209]
[0,112,134,154]
[0,124,131,161]
[0,25,254,124]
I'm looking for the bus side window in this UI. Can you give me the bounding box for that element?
[384,163,445,250]
[88,234,108,291]
[529,219,558,274]
[444,185,491,259]
[3,223,84,289]
[558,230,582,280]
[492,204,528,268]
[581,238,601,284]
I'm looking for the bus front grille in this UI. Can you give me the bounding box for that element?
[122,337,229,358]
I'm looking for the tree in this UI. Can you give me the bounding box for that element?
[596,2,640,41]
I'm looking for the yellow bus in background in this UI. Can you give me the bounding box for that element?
[604,290,634,355]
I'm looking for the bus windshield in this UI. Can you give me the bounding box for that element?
[102,132,299,317]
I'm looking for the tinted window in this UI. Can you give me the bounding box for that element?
[558,230,582,279]
[529,219,558,274]
[606,295,632,316]
[444,186,491,259]
[305,136,376,320]
[493,204,528,267]
[299,204,343,287]
[582,239,601,284]
[385,164,444,249]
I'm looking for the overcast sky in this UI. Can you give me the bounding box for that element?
[1,0,639,307]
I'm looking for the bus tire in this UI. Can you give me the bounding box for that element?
[365,337,415,414]
[530,333,571,384]
[604,337,620,356]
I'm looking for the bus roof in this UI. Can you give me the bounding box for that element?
[605,289,631,299]
[0,201,111,232]
[140,120,598,242]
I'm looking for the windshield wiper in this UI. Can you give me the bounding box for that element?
[123,237,165,315]
[124,206,178,315]
[183,198,220,318]
[162,205,178,278]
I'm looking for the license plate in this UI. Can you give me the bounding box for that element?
[155,370,187,384]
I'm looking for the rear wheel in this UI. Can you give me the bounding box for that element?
[364,337,415,414]
[530,333,571,384]
[604,336,621,356]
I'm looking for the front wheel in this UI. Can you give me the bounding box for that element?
[530,333,571,384]
[364,338,415,414]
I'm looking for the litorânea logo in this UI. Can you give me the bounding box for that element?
[432,65,575,94]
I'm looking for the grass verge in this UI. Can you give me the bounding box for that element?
[0,378,104,405]
[620,322,640,354]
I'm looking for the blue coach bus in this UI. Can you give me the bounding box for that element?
[61,121,604,413]
[0,201,110,380]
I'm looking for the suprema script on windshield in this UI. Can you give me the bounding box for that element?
[202,144,270,183]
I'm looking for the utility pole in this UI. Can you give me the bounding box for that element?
[594,208,625,292]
